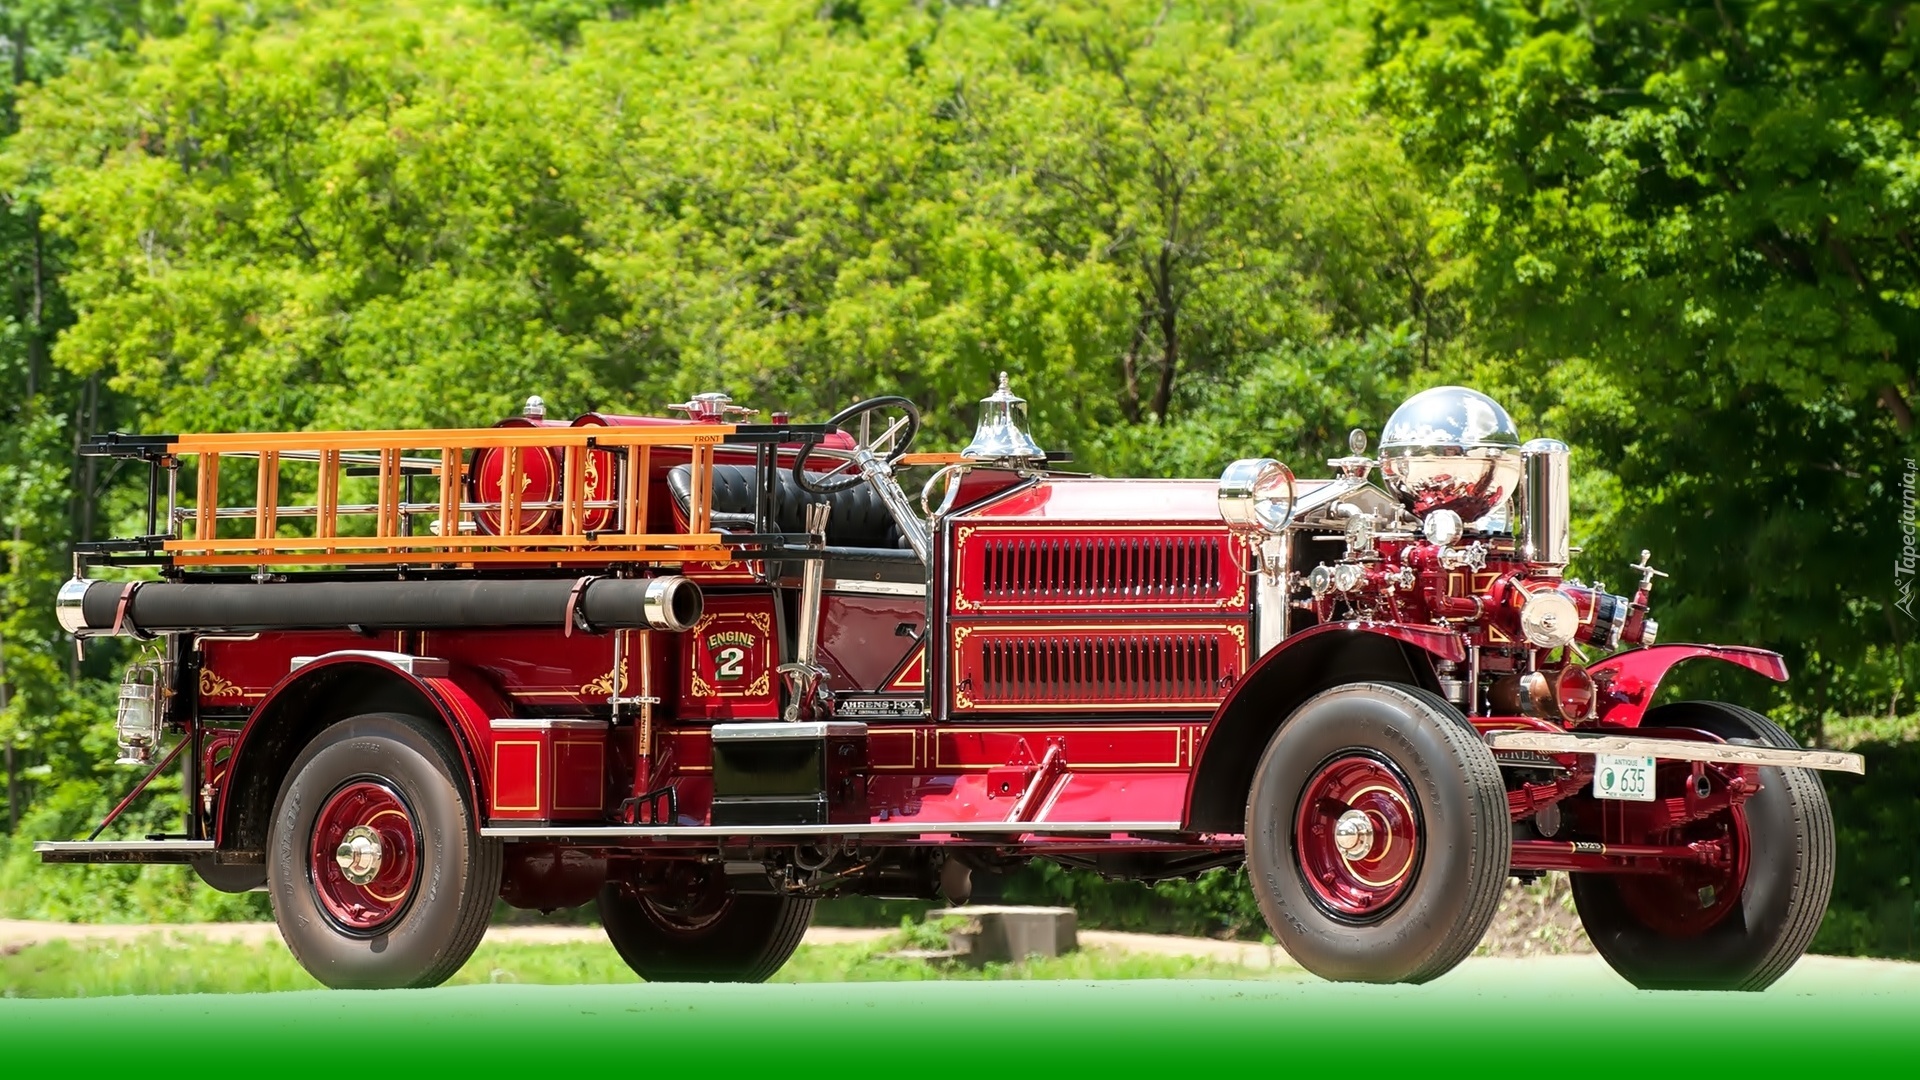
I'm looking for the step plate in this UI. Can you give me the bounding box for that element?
[35,840,213,865]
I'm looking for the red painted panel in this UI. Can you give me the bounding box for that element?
[198,631,402,704]
[949,624,1247,713]
[421,627,642,709]
[883,645,926,692]
[1034,771,1190,825]
[934,726,1187,770]
[553,739,606,815]
[866,727,917,770]
[492,741,543,817]
[818,593,924,692]
[678,594,780,720]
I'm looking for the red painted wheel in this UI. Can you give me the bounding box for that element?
[1610,796,1751,939]
[1570,701,1834,992]
[1294,753,1423,920]
[266,712,502,990]
[597,863,813,983]
[307,780,422,934]
[1244,682,1509,985]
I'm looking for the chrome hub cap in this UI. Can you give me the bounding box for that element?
[1333,809,1376,860]
[335,825,384,886]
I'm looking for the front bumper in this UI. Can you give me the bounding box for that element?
[1483,730,1864,775]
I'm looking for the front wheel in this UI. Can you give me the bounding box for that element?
[265,712,502,990]
[1570,701,1834,991]
[1244,682,1511,985]
[597,866,814,983]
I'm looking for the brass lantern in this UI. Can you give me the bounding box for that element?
[961,372,1046,463]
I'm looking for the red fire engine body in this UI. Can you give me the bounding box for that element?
[38,379,1862,992]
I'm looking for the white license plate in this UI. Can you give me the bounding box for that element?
[1593,753,1656,802]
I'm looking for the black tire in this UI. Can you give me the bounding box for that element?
[265,712,502,990]
[597,875,814,983]
[1570,701,1835,992]
[1244,681,1510,984]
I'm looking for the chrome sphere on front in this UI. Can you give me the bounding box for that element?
[1376,386,1524,522]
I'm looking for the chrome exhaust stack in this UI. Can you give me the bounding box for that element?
[1519,438,1570,571]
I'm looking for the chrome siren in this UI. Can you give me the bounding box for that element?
[1376,386,1523,523]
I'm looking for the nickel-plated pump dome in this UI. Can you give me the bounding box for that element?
[1376,385,1523,523]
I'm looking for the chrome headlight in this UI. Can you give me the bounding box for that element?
[1218,458,1297,535]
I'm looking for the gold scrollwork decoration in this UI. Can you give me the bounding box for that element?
[199,669,243,697]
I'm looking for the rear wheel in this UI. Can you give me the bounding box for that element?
[597,865,813,983]
[265,712,501,990]
[1244,682,1510,984]
[1570,701,1834,991]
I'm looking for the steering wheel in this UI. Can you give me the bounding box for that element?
[793,396,922,495]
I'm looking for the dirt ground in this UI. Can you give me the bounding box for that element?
[0,873,1588,967]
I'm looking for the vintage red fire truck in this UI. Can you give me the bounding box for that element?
[38,377,1861,992]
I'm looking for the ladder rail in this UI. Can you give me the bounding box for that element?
[160,423,741,567]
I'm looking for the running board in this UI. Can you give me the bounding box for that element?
[35,839,214,864]
[480,821,1186,840]
[1483,731,1865,775]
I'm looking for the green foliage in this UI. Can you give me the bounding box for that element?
[1363,0,1920,734]
[1813,738,1920,959]
[0,0,1914,966]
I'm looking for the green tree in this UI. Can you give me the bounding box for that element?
[1365,0,1920,736]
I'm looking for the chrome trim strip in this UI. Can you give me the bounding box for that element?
[489,718,609,732]
[289,650,449,677]
[34,840,214,853]
[480,820,1187,839]
[1483,731,1865,775]
[822,578,927,597]
[711,721,867,741]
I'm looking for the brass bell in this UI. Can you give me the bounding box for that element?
[962,371,1047,462]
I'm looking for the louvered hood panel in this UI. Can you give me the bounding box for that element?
[951,624,1247,713]
[951,526,1249,615]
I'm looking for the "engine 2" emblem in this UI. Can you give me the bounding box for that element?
[707,629,756,682]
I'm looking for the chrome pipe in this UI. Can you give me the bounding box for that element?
[641,576,703,633]
[1519,438,1570,570]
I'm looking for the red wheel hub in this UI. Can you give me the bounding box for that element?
[633,864,734,936]
[1295,754,1422,919]
[309,780,420,934]
[1614,795,1752,938]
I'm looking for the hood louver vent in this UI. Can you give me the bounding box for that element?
[953,625,1245,712]
[953,530,1246,614]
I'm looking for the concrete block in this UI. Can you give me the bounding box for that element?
[927,905,1078,966]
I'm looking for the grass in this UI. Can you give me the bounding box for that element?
[1821,711,1920,750]
[0,923,1283,999]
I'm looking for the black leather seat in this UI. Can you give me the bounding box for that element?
[666,464,921,566]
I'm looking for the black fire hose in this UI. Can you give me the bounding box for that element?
[57,575,704,637]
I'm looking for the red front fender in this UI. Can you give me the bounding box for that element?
[1587,644,1789,727]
